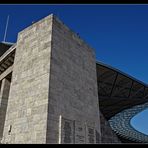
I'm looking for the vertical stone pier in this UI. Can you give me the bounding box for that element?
[2,14,101,143]
[0,78,11,142]
[46,16,101,144]
[2,14,53,144]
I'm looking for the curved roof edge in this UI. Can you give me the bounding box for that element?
[96,60,148,87]
[109,102,148,143]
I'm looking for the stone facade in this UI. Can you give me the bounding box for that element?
[1,14,101,144]
[100,112,121,143]
[0,78,11,142]
[46,16,101,144]
[2,15,53,144]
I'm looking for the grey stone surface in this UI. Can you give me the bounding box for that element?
[74,120,85,144]
[46,15,101,143]
[1,14,101,144]
[60,117,99,144]
[2,14,53,144]
[100,112,121,143]
[0,78,10,142]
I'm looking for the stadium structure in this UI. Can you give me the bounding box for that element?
[0,14,148,144]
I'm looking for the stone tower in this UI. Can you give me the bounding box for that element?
[1,14,101,144]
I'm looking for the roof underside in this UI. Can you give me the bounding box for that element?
[96,61,148,120]
[0,42,13,57]
[0,43,15,75]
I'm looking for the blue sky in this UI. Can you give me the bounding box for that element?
[0,4,148,135]
[131,109,148,136]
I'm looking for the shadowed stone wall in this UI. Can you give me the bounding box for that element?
[46,15,101,144]
[0,78,11,142]
[100,112,121,143]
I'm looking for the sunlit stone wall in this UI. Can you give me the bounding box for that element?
[2,14,101,144]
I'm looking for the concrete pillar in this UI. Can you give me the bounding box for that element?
[0,78,10,141]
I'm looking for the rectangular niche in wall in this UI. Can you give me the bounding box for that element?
[59,116,99,144]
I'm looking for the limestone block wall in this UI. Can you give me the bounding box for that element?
[2,15,53,143]
[2,14,101,144]
[46,16,101,143]
[0,78,11,141]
